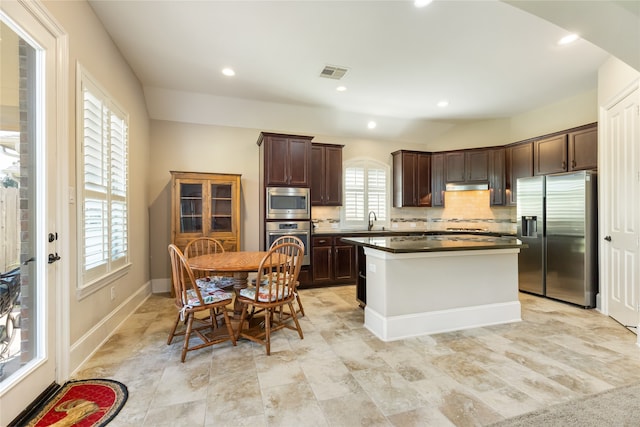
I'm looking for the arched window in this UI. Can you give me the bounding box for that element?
[342,159,389,228]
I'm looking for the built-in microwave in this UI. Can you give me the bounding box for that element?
[266,187,310,220]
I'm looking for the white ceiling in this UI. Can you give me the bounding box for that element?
[87,0,638,144]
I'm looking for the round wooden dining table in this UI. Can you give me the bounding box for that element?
[188,251,284,316]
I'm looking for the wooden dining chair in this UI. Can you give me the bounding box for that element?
[269,235,306,317]
[184,237,225,279]
[235,242,304,355]
[167,244,236,362]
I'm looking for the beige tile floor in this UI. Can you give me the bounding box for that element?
[74,286,640,427]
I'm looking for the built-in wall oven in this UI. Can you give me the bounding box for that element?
[265,221,310,266]
[266,187,310,220]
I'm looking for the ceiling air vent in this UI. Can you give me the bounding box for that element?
[319,65,348,80]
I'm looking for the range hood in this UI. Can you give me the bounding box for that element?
[445,182,489,191]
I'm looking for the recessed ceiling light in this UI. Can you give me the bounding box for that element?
[558,34,579,45]
[437,100,449,108]
[222,68,235,76]
[336,86,347,92]
[367,121,377,129]
[414,0,433,8]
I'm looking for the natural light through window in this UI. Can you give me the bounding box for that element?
[78,66,130,293]
[343,160,388,228]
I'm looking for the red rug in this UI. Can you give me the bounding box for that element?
[25,379,128,427]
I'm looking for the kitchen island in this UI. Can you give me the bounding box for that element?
[341,234,525,341]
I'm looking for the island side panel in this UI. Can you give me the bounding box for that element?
[363,247,522,341]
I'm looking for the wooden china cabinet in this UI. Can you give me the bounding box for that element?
[170,171,241,253]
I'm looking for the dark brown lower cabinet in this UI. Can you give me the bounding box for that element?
[311,235,356,286]
[297,266,312,287]
[356,246,366,307]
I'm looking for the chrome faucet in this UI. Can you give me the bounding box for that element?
[368,211,377,231]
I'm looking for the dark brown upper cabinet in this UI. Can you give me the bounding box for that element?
[505,141,534,206]
[311,143,343,206]
[534,123,598,176]
[431,153,445,207]
[257,132,313,187]
[392,150,431,207]
[534,134,568,175]
[488,148,505,206]
[444,149,489,183]
[568,125,598,171]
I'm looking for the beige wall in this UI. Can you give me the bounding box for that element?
[42,0,151,371]
[149,88,595,284]
[598,57,639,104]
[425,89,598,151]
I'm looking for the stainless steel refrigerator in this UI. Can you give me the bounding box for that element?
[516,170,598,307]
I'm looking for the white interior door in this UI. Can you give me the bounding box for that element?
[0,2,63,424]
[602,85,640,331]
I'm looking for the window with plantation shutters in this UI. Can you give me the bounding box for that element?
[342,160,389,228]
[78,68,129,293]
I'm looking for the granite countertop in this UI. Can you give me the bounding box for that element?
[313,228,515,238]
[340,234,525,253]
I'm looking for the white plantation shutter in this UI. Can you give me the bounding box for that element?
[367,168,387,220]
[79,70,129,288]
[344,166,365,221]
[343,160,388,227]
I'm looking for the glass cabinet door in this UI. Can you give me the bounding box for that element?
[179,183,203,233]
[210,182,233,232]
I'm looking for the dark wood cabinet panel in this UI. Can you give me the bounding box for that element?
[569,125,597,171]
[466,150,490,182]
[257,132,313,187]
[297,266,312,287]
[265,136,290,186]
[356,246,366,306]
[417,153,431,206]
[445,151,465,182]
[311,235,356,286]
[488,148,505,206]
[334,243,356,281]
[310,145,324,204]
[431,153,445,207]
[324,146,343,205]
[392,150,431,207]
[288,138,311,186]
[506,142,533,205]
[534,134,568,175]
[445,150,489,183]
[311,143,343,206]
[311,237,332,283]
[403,152,417,206]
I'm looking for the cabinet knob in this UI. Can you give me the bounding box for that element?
[561,161,566,169]
[571,160,576,168]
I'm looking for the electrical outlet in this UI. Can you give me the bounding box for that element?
[110,286,116,301]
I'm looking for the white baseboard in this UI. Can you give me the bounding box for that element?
[69,281,152,374]
[364,301,522,342]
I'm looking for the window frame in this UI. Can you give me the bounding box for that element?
[76,64,130,299]
[341,158,390,229]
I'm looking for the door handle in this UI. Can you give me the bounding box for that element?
[604,235,612,242]
[48,253,61,264]
[23,256,36,265]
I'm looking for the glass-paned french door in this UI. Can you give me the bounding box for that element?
[0,2,61,424]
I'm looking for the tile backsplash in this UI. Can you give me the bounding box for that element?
[312,191,516,234]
